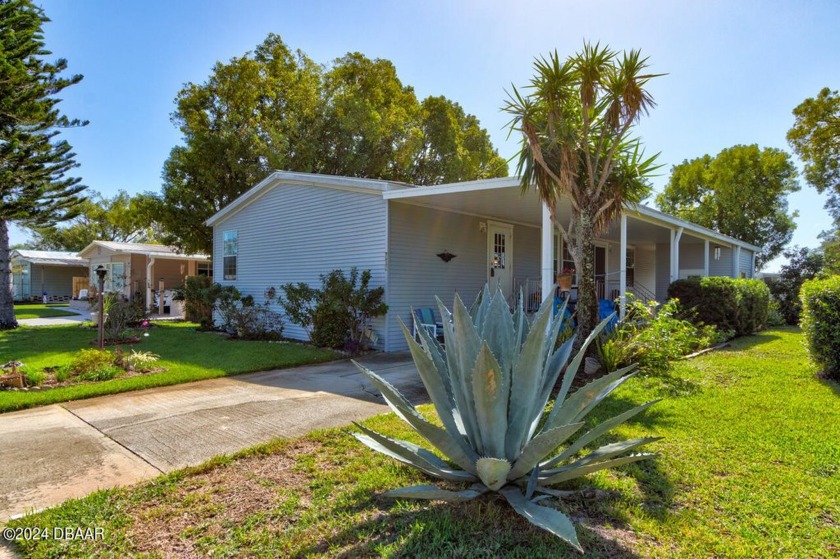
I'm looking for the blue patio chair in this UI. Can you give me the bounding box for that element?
[413,307,444,343]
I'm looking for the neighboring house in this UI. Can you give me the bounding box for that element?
[206,171,761,352]
[10,250,90,302]
[78,241,211,311]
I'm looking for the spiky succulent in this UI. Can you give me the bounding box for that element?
[352,286,660,552]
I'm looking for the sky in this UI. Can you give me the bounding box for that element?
[14,0,840,271]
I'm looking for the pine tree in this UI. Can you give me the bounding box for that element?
[0,0,86,328]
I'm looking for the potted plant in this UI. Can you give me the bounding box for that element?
[556,267,575,291]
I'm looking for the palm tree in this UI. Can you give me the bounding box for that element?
[504,43,661,346]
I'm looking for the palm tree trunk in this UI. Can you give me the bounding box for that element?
[574,204,598,352]
[0,219,18,330]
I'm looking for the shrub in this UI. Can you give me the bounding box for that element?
[733,279,770,336]
[800,275,840,379]
[78,366,122,382]
[68,349,117,378]
[599,296,716,376]
[103,294,147,341]
[281,268,388,351]
[116,349,161,372]
[24,368,45,387]
[178,276,221,329]
[215,287,284,340]
[668,276,770,336]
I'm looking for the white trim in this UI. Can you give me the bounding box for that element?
[704,239,710,277]
[626,205,760,252]
[619,214,627,320]
[383,176,521,200]
[487,220,514,299]
[541,203,554,299]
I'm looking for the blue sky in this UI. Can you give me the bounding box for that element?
[15,0,840,271]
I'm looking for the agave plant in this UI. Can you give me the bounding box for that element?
[351,287,660,552]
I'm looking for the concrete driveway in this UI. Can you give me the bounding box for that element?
[0,353,424,523]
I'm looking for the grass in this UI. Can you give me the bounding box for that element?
[13,303,77,320]
[0,322,340,413]
[6,327,840,557]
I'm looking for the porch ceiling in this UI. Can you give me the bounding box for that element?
[385,182,681,245]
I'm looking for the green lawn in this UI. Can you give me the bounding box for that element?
[0,322,340,412]
[13,303,77,319]
[6,327,840,557]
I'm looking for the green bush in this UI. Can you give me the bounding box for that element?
[68,348,116,378]
[601,296,716,376]
[177,276,221,329]
[766,246,826,324]
[281,268,388,351]
[24,368,45,387]
[103,294,147,341]
[668,276,769,336]
[800,275,840,380]
[78,365,122,382]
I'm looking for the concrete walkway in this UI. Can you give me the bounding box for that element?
[16,307,89,326]
[0,353,423,524]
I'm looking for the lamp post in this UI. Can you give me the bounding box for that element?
[95,266,108,349]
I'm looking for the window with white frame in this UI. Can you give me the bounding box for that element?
[92,262,126,293]
[197,261,213,277]
[223,231,238,280]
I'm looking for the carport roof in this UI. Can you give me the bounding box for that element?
[11,250,89,267]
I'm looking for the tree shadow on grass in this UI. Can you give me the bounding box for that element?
[295,494,643,558]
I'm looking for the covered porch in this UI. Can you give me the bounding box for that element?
[383,178,757,337]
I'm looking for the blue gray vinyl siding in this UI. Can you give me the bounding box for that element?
[513,225,541,282]
[212,182,388,345]
[634,245,656,298]
[709,245,733,278]
[386,202,493,352]
[679,243,705,271]
[739,249,754,278]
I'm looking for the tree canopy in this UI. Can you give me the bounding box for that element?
[0,0,86,328]
[505,43,660,343]
[25,190,160,251]
[155,34,508,254]
[787,87,840,221]
[656,145,799,268]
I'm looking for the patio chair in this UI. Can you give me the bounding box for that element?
[412,307,444,343]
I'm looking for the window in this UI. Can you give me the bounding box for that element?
[197,261,213,277]
[223,231,238,280]
[92,262,126,293]
[626,247,635,287]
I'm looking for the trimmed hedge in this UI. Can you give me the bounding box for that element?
[667,277,770,336]
[800,275,840,380]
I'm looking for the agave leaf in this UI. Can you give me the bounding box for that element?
[499,486,583,552]
[449,293,484,452]
[508,422,584,480]
[353,361,479,474]
[512,289,531,352]
[480,289,516,373]
[550,437,663,471]
[505,295,555,459]
[542,400,661,469]
[409,313,448,382]
[544,314,616,432]
[398,319,470,449]
[472,343,509,458]
[539,453,658,485]
[386,484,487,502]
[525,464,540,500]
[352,423,477,482]
[472,284,492,333]
[545,365,638,432]
[522,335,577,444]
[476,457,512,491]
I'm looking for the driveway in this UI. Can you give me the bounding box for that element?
[0,353,424,523]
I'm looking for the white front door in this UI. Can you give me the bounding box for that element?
[488,221,513,300]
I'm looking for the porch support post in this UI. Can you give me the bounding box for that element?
[731,245,739,278]
[145,256,155,310]
[540,202,554,302]
[619,213,627,320]
[704,239,710,277]
[670,227,683,283]
[751,252,756,278]
[669,229,675,282]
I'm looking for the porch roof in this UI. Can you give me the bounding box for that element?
[78,241,210,261]
[383,177,761,251]
[11,250,88,267]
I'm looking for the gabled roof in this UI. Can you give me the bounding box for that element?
[11,250,89,267]
[78,241,209,260]
[205,170,415,227]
